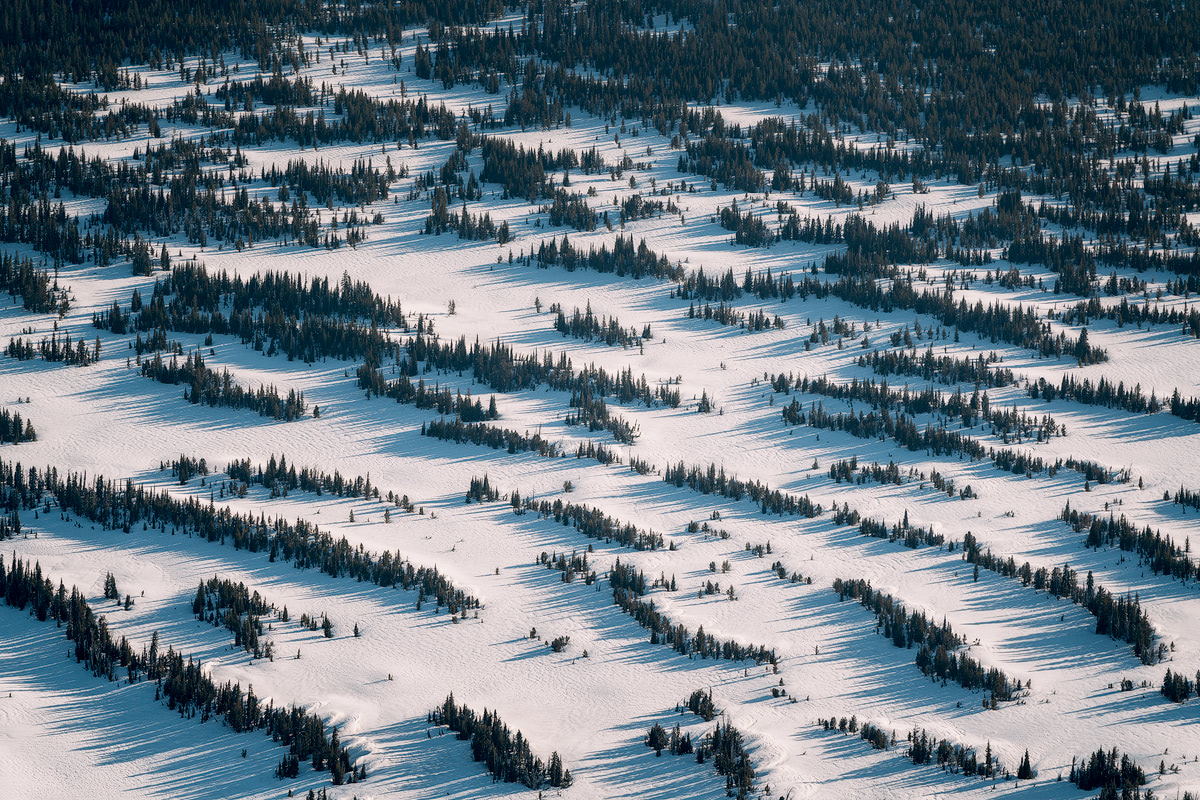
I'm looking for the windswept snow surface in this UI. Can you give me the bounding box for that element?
[2,41,1199,800]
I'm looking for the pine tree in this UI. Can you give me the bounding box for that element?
[1018,749,1033,779]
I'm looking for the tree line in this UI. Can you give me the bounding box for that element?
[832,577,1016,704]
[0,457,479,617]
[0,554,357,785]
[428,693,571,790]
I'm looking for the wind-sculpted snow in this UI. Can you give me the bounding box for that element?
[1,22,1200,800]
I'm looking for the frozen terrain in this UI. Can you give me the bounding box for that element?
[1,28,1199,800]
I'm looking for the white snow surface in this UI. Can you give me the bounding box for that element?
[1,43,1199,800]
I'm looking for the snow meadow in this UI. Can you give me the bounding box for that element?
[2,5,1200,799]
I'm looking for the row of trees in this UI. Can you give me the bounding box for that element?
[6,330,99,366]
[0,457,479,617]
[141,350,309,421]
[832,578,1016,702]
[0,554,356,784]
[610,559,778,666]
[428,693,571,789]
[961,533,1161,664]
[1068,504,1198,584]
[822,717,1030,779]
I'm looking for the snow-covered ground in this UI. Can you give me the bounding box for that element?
[2,40,1199,800]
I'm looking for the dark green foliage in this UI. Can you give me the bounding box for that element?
[0,253,68,314]
[465,474,500,503]
[833,577,1015,701]
[103,263,417,366]
[224,453,405,508]
[0,554,354,783]
[553,303,644,349]
[611,559,776,666]
[423,415,619,465]
[521,496,664,551]
[663,460,821,517]
[822,718,1001,777]
[682,689,716,722]
[1160,668,1197,703]
[429,693,571,789]
[1069,505,1198,583]
[6,331,98,366]
[192,576,275,658]
[1017,749,1034,780]
[963,532,1161,664]
[0,408,36,445]
[141,350,307,421]
[1070,748,1145,793]
[0,457,479,616]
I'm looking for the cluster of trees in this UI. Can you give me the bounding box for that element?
[645,717,754,799]
[165,454,208,484]
[423,415,620,466]
[141,350,309,421]
[0,554,356,784]
[192,576,274,658]
[1174,486,1200,513]
[542,188,597,231]
[517,495,666,552]
[833,577,1015,703]
[718,199,775,247]
[962,532,1160,664]
[428,693,571,789]
[4,0,1200,311]
[553,303,649,349]
[782,393,1116,486]
[539,549,595,585]
[1067,505,1197,583]
[263,158,394,207]
[828,457,902,487]
[423,186,508,241]
[663,460,820,517]
[644,721,694,756]
[223,454,411,511]
[859,348,1014,388]
[696,720,755,800]
[1070,749,1146,794]
[97,263,417,366]
[1056,293,1200,337]
[533,235,684,282]
[1027,374,1200,428]
[1,252,68,314]
[358,366,497,422]
[478,138,581,201]
[686,301,785,332]
[0,408,36,445]
[4,134,376,269]
[853,513,945,549]
[1161,668,1199,703]
[777,373,1062,444]
[6,331,99,366]
[610,559,777,666]
[823,717,1026,779]
[681,689,717,721]
[565,386,640,444]
[394,332,677,407]
[0,457,479,618]
[538,231,1106,364]
[465,473,500,504]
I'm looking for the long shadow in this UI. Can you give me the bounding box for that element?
[0,610,299,800]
